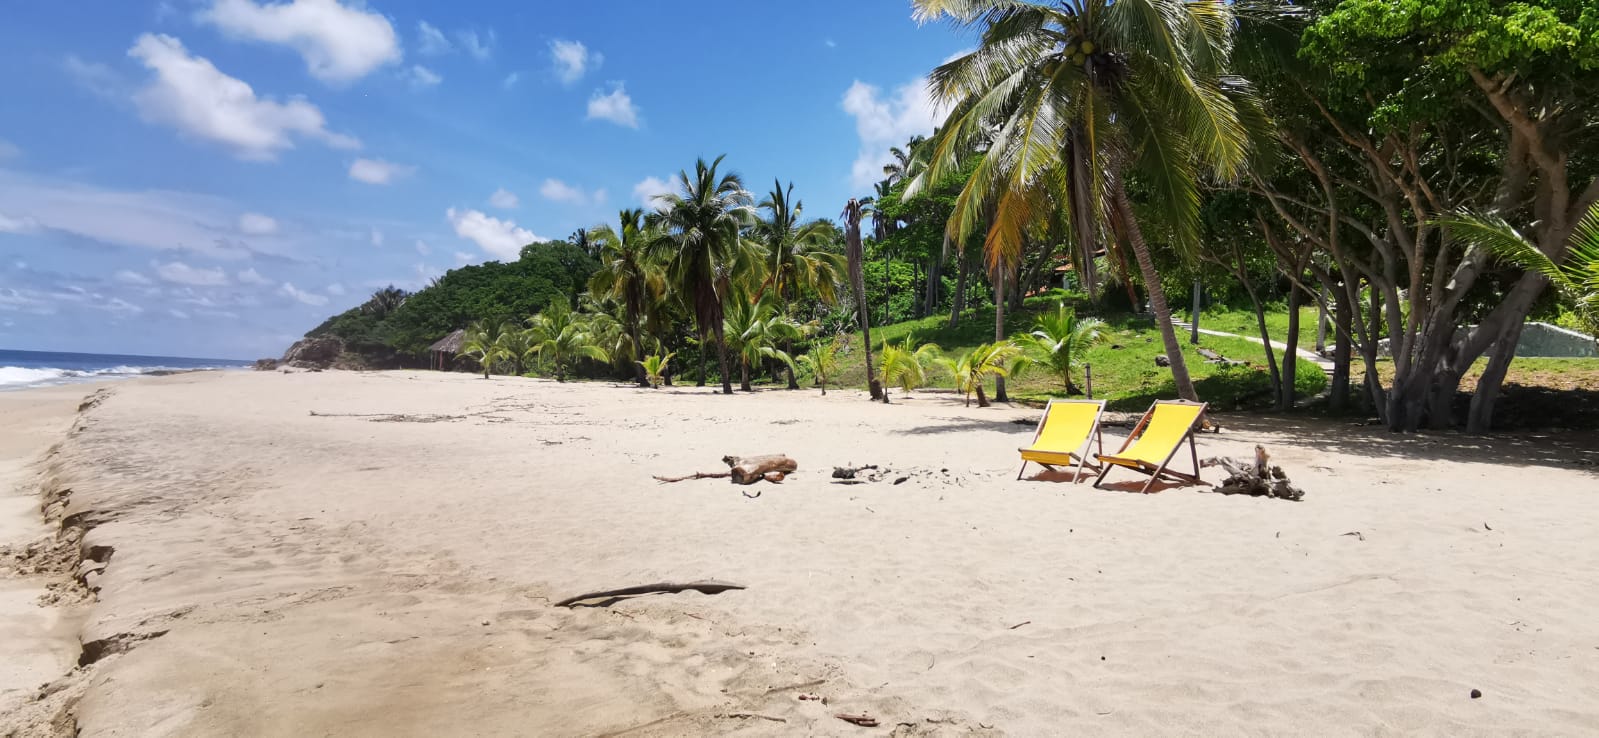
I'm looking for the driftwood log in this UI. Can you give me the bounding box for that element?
[1202,445,1305,501]
[653,454,797,485]
[555,580,747,607]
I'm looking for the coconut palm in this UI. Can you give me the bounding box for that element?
[797,338,841,395]
[1441,204,1599,343]
[590,208,667,386]
[654,155,756,395]
[753,181,846,388]
[458,320,509,379]
[939,341,1023,408]
[722,294,804,392]
[494,324,533,375]
[637,352,675,389]
[1014,302,1106,394]
[911,0,1260,402]
[879,336,942,399]
[525,303,611,381]
[841,197,886,401]
[361,286,409,318]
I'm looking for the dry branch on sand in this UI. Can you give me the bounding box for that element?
[555,580,747,607]
[654,455,796,485]
[1202,445,1305,500]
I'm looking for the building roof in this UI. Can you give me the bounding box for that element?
[428,328,466,353]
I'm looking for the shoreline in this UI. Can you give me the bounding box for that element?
[2,370,1597,735]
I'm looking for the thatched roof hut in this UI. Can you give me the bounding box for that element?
[428,329,466,370]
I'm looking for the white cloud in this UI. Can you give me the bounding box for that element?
[369,227,384,246]
[406,65,441,88]
[632,175,676,209]
[489,188,519,209]
[169,308,191,319]
[414,239,431,255]
[416,20,451,55]
[326,282,346,296]
[502,72,521,90]
[104,297,144,316]
[279,281,328,306]
[0,139,19,160]
[453,251,475,265]
[587,83,640,128]
[538,178,594,205]
[550,39,601,85]
[238,211,278,235]
[128,33,360,161]
[348,157,414,184]
[115,270,153,285]
[63,55,125,100]
[236,267,271,285]
[446,207,538,260]
[156,261,230,286]
[841,78,944,187]
[199,0,401,84]
[456,29,494,61]
[0,212,39,233]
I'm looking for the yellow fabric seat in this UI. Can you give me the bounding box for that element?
[1017,399,1105,481]
[1094,400,1208,493]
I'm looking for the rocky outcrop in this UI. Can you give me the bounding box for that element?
[280,336,344,369]
[253,358,280,371]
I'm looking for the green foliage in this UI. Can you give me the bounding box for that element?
[638,352,675,388]
[525,302,613,381]
[458,320,514,378]
[723,294,804,391]
[879,335,942,397]
[1013,303,1107,394]
[1442,204,1599,340]
[796,338,842,394]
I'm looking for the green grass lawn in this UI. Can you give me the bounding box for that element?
[829,293,1326,412]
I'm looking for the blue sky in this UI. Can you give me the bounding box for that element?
[0,0,964,359]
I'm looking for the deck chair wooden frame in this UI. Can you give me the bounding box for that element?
[1017,399,1107,481]
[1092,400,1208,494]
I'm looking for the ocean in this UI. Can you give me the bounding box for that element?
[0,349,253,391]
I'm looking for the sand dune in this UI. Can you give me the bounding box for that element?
[3,370,1598,736]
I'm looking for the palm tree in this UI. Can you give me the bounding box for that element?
[1442,204,1599,343]
[1015,302,1106,395]
[939,341,1023,408]
[568,227,597,258]
[362,286,409,318]
[590,208,667,386]
[458,320,508,379]
[494,323,533,375]
[525,303,611,381]
[841,198,886,401]
[797,338,841,395]
[655,155,756,395]
[911,0,1259,402]
[879,336,942,400]
[753,180,846,388]
[637,352,675,389]
[722,295,804,392]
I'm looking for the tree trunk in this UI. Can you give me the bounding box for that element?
[1113,182,1198,401]
[1466,316,1528,433]
[1190,280,1202,344]
[715,325,734,395]
[1330,283,1352,412]
[949,252,970,328]
[629,322,649,387]
[845,216,883,401]
[1067,129,1101,299]
[993,267,1009,403]
[925,235,946,317]
[1315,285,1329,354]
[697,338,707,387]
[1278,284,1302,410]
[1242,274,1283,402]
[975,383,990,408]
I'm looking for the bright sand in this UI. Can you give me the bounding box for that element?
[2,370,1597,736]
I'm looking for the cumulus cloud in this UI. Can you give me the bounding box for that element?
[416,20,451,55]
[632,175,677,209]
[156,261,230,286]
[63,55,126,100]
[326,282,346,296]
[406,65,442,88]
[115,270,154,285]
[550,39,601,85]
[446,207,538,260]
[456,29,494,61]
[199,0,401,84]
[587,83,640,128]
[236,267,271,285]
[279,281,328,306]
[0,212,39,233]
[489,188,519,209]
[238,212,278,235]
[348,157,414,184]
[539,178,603,206]
[841,78,945,187]
[128,33,360,161]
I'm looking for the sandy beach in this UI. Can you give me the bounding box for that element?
[3,370,1598,736]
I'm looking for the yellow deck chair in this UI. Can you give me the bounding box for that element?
[1092,400,1208,493]
[1017,399,1106,481]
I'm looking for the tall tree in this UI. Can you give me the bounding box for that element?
[841,198,886,401]
[589,208,666,387]
[655,155,757,395]
[912,0,1260,402]
[753,181,846,388]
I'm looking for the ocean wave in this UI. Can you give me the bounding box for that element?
[0,364,236,390]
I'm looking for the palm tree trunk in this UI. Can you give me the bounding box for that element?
[925,234,946,316]
[1113,181,1198,401]
[1068,129,1101,299]
[715,325,734,395]
[697,336,707,387]
[628,320,649,387]
[993,266,1009,403]
[845,218,884,401]
[975,383,990,408]
[740,358,752,392]
[949,251,970,328]
[1278,284,1302,410]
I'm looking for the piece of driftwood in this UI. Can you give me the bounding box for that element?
[723,454,797,485]
[832,464,878,479]
[1201,445,1304,501]
[1197,347,1248,367]
[555,580,747,607]
[835,713,880,727]
[719,712,786,723]
[653,471,732,483]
